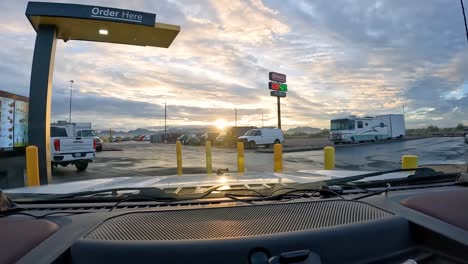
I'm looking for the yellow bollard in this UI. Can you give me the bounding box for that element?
[26,146,40,187]
[274,144,282,172]
[237,142,245,173]
[402,155,418,169]
[206,141,212,174]
[324,146,335,170]
[176,141,183,175]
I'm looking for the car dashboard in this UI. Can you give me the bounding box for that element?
[1,185,468,264]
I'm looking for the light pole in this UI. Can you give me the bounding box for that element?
[161,96,167,142]
[69,80,73,123]
[235,108,237,127]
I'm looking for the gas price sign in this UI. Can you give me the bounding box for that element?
[268,72,287,129]
[268,72,288,97]
[268,82,288,92]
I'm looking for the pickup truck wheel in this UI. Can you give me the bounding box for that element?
[75,160,89,171]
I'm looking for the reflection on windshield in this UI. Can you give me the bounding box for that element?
[1,1,466,197]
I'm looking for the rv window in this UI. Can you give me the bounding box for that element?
[380,122,384,128]
[357,121,363,128]
[365,123,368,126]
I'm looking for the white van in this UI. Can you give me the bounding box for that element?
[238,128,284,148]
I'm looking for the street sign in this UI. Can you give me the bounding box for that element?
[269,72,286,83]
[271,91,286,97]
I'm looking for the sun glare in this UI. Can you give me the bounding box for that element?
[214,118,228,129]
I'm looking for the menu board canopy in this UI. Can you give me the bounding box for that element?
[0,90,29,155]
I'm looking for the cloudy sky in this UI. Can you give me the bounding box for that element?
[0,0,467,131]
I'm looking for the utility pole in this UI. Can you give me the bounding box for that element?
[403,104,406,116]
[109,128,112,142]
[277,97,281,129]
[235,108,237,127]
[164,101,167,138]
[69,80,73,123]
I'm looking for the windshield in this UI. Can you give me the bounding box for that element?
[331,119,355,131]
[78,130,96,137]
[0,1,467,199]
[243,129,258,136]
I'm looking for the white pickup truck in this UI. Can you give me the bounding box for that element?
[50,126,96,171]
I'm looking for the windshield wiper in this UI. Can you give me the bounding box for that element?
[300,167,456,188]
[220,169,461,203]
[14,187,178,203]
[258,168,460,198]
[325,168,432,185]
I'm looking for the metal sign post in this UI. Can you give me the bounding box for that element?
[268,72,287,129]
[277,96,281,129]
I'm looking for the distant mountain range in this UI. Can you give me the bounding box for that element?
[96,127,209,137]
[96,126,324,137]
[284,126,322,135]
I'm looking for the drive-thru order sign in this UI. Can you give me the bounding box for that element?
[25,1,180,185]
[26,2,156,27]
[268,72,288,129]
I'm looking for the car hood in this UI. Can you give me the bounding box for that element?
[4,170,412,195]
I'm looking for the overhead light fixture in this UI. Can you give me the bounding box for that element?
[98,29,109,35]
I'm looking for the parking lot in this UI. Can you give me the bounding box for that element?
[50,137,467,183]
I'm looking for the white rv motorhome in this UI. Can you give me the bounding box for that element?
[329,114,405,143]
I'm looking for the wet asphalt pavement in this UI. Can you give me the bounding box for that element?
[51,137,466,183]
[286,137,466,171]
